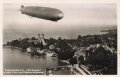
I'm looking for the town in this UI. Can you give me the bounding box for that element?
[4,28,117,75]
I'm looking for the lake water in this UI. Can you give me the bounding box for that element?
[3,26,109,44]
[3,47,72,75]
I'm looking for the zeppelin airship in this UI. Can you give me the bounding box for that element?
[20,5,63,21]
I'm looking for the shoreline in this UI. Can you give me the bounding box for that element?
[3,45,23,50]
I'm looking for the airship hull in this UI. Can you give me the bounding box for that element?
[20,6,63,21]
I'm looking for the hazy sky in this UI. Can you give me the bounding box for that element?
[3,3,117,42]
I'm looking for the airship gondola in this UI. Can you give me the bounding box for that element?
[20,5,63,21]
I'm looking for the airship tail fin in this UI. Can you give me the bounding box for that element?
[21,5,24,8]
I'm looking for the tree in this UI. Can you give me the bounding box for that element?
[87,46,112,67]
[31,37,36,40]
[78,55,84,64]
[77,35,82,40]
[20,39,29,49]
[48,38,56,45]
[10,40,20,47]
[69,57,77,66]
[7,41,10,45]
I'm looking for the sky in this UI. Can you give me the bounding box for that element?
[3,3,117,43]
